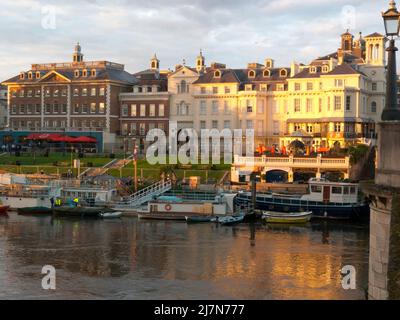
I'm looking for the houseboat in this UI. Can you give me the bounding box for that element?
[234,178,370,220]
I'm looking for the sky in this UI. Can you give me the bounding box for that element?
[0,0,393,81]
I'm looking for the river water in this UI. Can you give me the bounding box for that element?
[0,213,369,300]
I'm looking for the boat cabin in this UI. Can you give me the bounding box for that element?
[302,178,359,204]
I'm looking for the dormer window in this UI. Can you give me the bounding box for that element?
[36,72,41,79]
[263,69,271,77]
[322,65,329,73]
[214,70,221,78]
[248,70,256,78]
[82,69,87,77]
[310,66,317,74]
[280,69,288,77]
[74,70,80,78]
[91,69,97,77]
[28,72,33,79]
[20,72,25,80]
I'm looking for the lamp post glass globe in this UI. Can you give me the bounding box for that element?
[382,1,400,37]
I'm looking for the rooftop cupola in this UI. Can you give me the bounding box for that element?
[196,49,206,73]
[150,53,160,71]
[73,42,84,63]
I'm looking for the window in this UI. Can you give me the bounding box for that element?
[322,66,329,73]
[20,104,25,114]
[45,104,51,114]
[214,70,221,78]
[36,72,41,79]
[276,84,285,91]
[82,88,88,97]
[122,104,129,117]
[139,123,146,135]
[327,97,331,111]
[310,67,317,74]
[372,82,377,91]
[159,104,165,117]
[212,101,219,114]
[35,104,41,114]
[224,101,231,115]
[306,125,313,133]
[62,104,67,114]
[371,101,377,113]
[53,89,59,97]
[99,103,105,114]
[319,98,323,113]
[149,104,156,117]
[212,120,218,129]
[346,96,351,111]
[273,121,279,135]
[74,70,80,78]
[257,120,264,136]
[179,80,187,93]
[27,90,33,97]
[140,104,146,117]
[306,99,313,112]
[82,69,87,77]
[311,185,322,193]
[35,89,41,97]
[53,103,59,114]
[334,123,341,132]
[212,87,218,94]
[224,120,231,129]
[201,87,206,94]
[335,79,344,87]
[280,69,287,77]
[332,187,342,194]
[73,88,79,96]
[295,83,301,91]
[246,120,254,129]
[62,89,67,97]
[307,83,313,91]
[200,101,207,115]
[45,89,50,97]
[90,103,97,113]
[11,91,17,98]
[130,123,137,135]
[91,88,96,96]
[225,86,231,94]
[130,104,137,117]
[334,96,342,111]
[91,69,97,77]
[263,70,271,77]
[248,70,256,78]
[99,88,105,96]
[200,121,206,130]
[294,99,301,112]
[74,103,80,113]
[82,104,88,114]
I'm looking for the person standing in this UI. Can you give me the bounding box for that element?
[50,197,55,208]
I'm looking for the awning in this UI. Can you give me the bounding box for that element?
[70,136,97,143]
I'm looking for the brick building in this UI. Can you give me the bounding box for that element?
[1,44,136,151]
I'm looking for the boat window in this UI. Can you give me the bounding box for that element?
[343,187,349,195]
[350,187,356,194]
[311,185,322,193]
[332,187,342,194]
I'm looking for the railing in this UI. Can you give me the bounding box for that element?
[233,155,350,169]
[114,180,172,208]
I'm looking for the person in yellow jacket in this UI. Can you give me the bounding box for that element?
[55,198,62,207]
[73,197,79,207]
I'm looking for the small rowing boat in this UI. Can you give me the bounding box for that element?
[185,216,215,223]
[262,211,312,224]
[99,212,122,219]
[18,207,53,216]
[218,215,245,226]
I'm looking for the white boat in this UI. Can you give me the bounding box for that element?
[262,211,312,224]
[99,212,122,219]
[217,215,245,226]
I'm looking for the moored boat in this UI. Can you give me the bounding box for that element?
[234,178,370,220]
[99,212,122,219]
[53,207,112,218]
[262,211,312,224]
[138,213,188,221]
[0,205,9,216]
[218,215,245,226]
[18,206,53,216]
[185,216,215,223]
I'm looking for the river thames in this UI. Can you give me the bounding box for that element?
[0,214,369,300]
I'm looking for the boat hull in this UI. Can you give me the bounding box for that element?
[185,216,214,223]
[234,194,370,221]
[263,211,312,224]
[18,207,53,215]
[0,205,10,215]
[53,207,108,219]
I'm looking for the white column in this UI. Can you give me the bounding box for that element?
[41,85,44,129]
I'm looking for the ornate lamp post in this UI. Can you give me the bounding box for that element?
[382,0,400,120]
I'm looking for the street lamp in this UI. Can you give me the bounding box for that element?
[382,0,400,120]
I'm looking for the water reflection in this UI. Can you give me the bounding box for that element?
[0,214,369,300]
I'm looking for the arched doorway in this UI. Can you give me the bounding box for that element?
[265,170,288,183]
